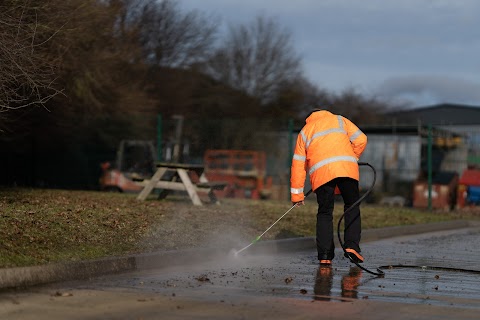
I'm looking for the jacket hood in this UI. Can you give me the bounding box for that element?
[305,110,333,123]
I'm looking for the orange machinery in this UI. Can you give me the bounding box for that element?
[203,150,272,199]
[99,140,155,193]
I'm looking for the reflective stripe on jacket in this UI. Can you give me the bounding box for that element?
[290,110,367,202]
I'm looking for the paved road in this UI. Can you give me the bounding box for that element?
[1,227,479,319]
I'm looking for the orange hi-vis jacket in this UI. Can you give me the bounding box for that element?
[290,110,367,203]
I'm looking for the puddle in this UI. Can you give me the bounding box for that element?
[53,228,480,310]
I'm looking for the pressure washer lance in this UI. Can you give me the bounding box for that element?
[234,189,313,256]
[233,162,384,277]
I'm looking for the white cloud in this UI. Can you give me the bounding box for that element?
[376,75,480,106]
[179,0,480,106]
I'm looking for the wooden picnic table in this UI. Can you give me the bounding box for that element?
[136,162,226,205]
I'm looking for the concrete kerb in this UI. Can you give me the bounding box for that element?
[0,220,478,290]
[0,256,136,290]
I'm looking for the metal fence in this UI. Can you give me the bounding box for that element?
[4,109,478,197]
[158,115,480,201]
[357,125,480,202]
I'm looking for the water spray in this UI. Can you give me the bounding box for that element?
[233,190,312,256]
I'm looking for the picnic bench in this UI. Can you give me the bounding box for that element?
[136,162,227,205]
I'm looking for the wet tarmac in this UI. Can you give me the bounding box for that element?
[55,227,480,309]
[1,226,479,319]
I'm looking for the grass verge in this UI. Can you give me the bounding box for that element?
[1,188,478,268]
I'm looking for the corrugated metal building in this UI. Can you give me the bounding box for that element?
[386,103,480,173]
[276,104,480,202]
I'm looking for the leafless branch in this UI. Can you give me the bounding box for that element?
[205,15,302,104]
[136,0,219,68]
[0,1,62,114]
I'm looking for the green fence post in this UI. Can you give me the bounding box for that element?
[287,118,294,168]
[157,114,162,161]
[427,124,432,211]
[287,118,294,199]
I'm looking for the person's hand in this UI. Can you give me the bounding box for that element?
[293,200,305,206]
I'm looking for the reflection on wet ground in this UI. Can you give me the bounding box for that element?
[62,227,480,309]
[314,265,363,301]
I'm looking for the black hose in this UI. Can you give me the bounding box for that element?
[378,265,480,274]
[336,162,385,277]
[335,164,480,277]
[310,162,478,277]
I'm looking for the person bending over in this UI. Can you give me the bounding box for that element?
[290,109,368,265]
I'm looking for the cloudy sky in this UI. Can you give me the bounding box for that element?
[180,0,480,107]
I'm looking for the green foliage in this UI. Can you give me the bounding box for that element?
[0,1,396,189]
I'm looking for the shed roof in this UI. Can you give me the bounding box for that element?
[387,103,480,125]
[361,124,461,138]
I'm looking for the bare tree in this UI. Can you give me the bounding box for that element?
[261,76,331,121]
[329,88,390,124]
[0,1,62,115]
[205,15,302,104]
[137,0,218,68]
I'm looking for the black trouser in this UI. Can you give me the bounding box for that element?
[314,177,361,260]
